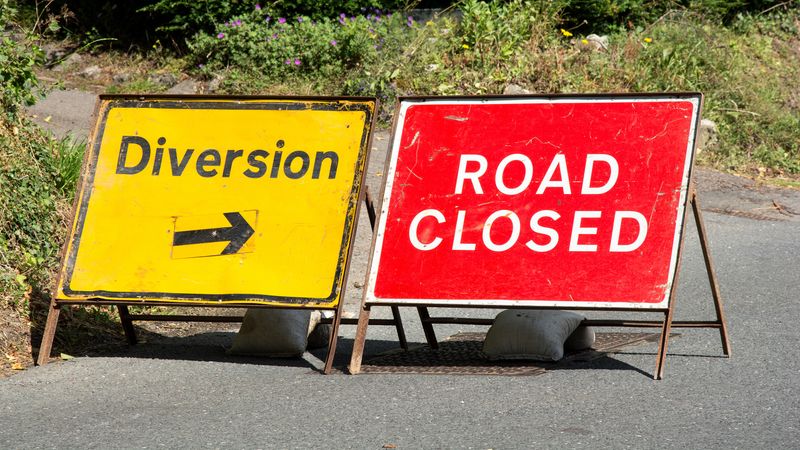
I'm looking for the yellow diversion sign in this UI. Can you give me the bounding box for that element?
[56,95,375,308]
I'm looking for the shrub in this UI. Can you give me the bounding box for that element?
[141,0,407,49]
[0,123,85,300]
[0,3,43,119]
[558,9,800,173]
[557,0,791,33]
[189,6,415,83]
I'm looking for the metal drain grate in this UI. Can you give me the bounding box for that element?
[359,332,667,376]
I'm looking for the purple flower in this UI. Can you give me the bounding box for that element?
[278,17,286,24]
[217,32,225,39]
[265,16,271,22]
[294,58,301,66]
[330,40,337,46]
[271,33,278,39]
[235,19,242,27]
[198,64,204,68]
[407,16,414,27]
[297,17,303,23]
[285,59,292,65]
[255,4,261,10]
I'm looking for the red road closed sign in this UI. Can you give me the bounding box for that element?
[366,95,702,309]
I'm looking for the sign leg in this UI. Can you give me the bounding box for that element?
[348,305,372,374]
[36,300,61,366]
[390,306,408,350]
[653,181,696,379]
[691,192,732,357]
[323,304,345,375]
[117,305,138,345]
[654,306,675,380]
[417,307,439,349]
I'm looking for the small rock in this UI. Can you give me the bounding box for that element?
[42,43,68,65]
[586,34,609,51]
[697,118,718,154]
[148,72,178,87]
[7,31,25,43]
[166,79,199,95]
[112,72,132,83]
[52,53,83,72]
[503,83,532,95]
[353,281,364,289]
[79,65,102,79]
[206,75,224,93]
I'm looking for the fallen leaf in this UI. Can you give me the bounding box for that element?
[11,363,25,370]
[382,445,397,449]
[44,115,52,123]
[60,353,75,361]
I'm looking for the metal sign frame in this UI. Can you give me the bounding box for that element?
[349,93,731,379]
[36,94,404,374]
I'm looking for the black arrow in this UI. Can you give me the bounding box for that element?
[173,212,254,255]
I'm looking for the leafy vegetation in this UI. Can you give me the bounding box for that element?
[0,2,43,118]
[0,1,124,371]
[181,0,799,174]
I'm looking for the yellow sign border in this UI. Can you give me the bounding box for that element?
[55,95,376,308]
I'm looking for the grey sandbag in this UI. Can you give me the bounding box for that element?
[482,309,584,361]
[228,309,319,357]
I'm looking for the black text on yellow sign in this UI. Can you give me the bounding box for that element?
[56,97,375,307]
[116,136,341,180]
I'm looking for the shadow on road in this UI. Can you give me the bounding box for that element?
[72,329,408,374]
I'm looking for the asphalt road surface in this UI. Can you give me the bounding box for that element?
[2,91,798,448]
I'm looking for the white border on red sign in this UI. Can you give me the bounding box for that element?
[366,95,701,309]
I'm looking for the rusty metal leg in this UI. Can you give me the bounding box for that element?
[417,307,439,349]
[654,308,675,380]
[117,305,138,345]
[323,305,345,375]
[652,181,698,379]
[692,192,732,357]
[348,305,372,374]
[36,300,61,366]
[390,306,408,350]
